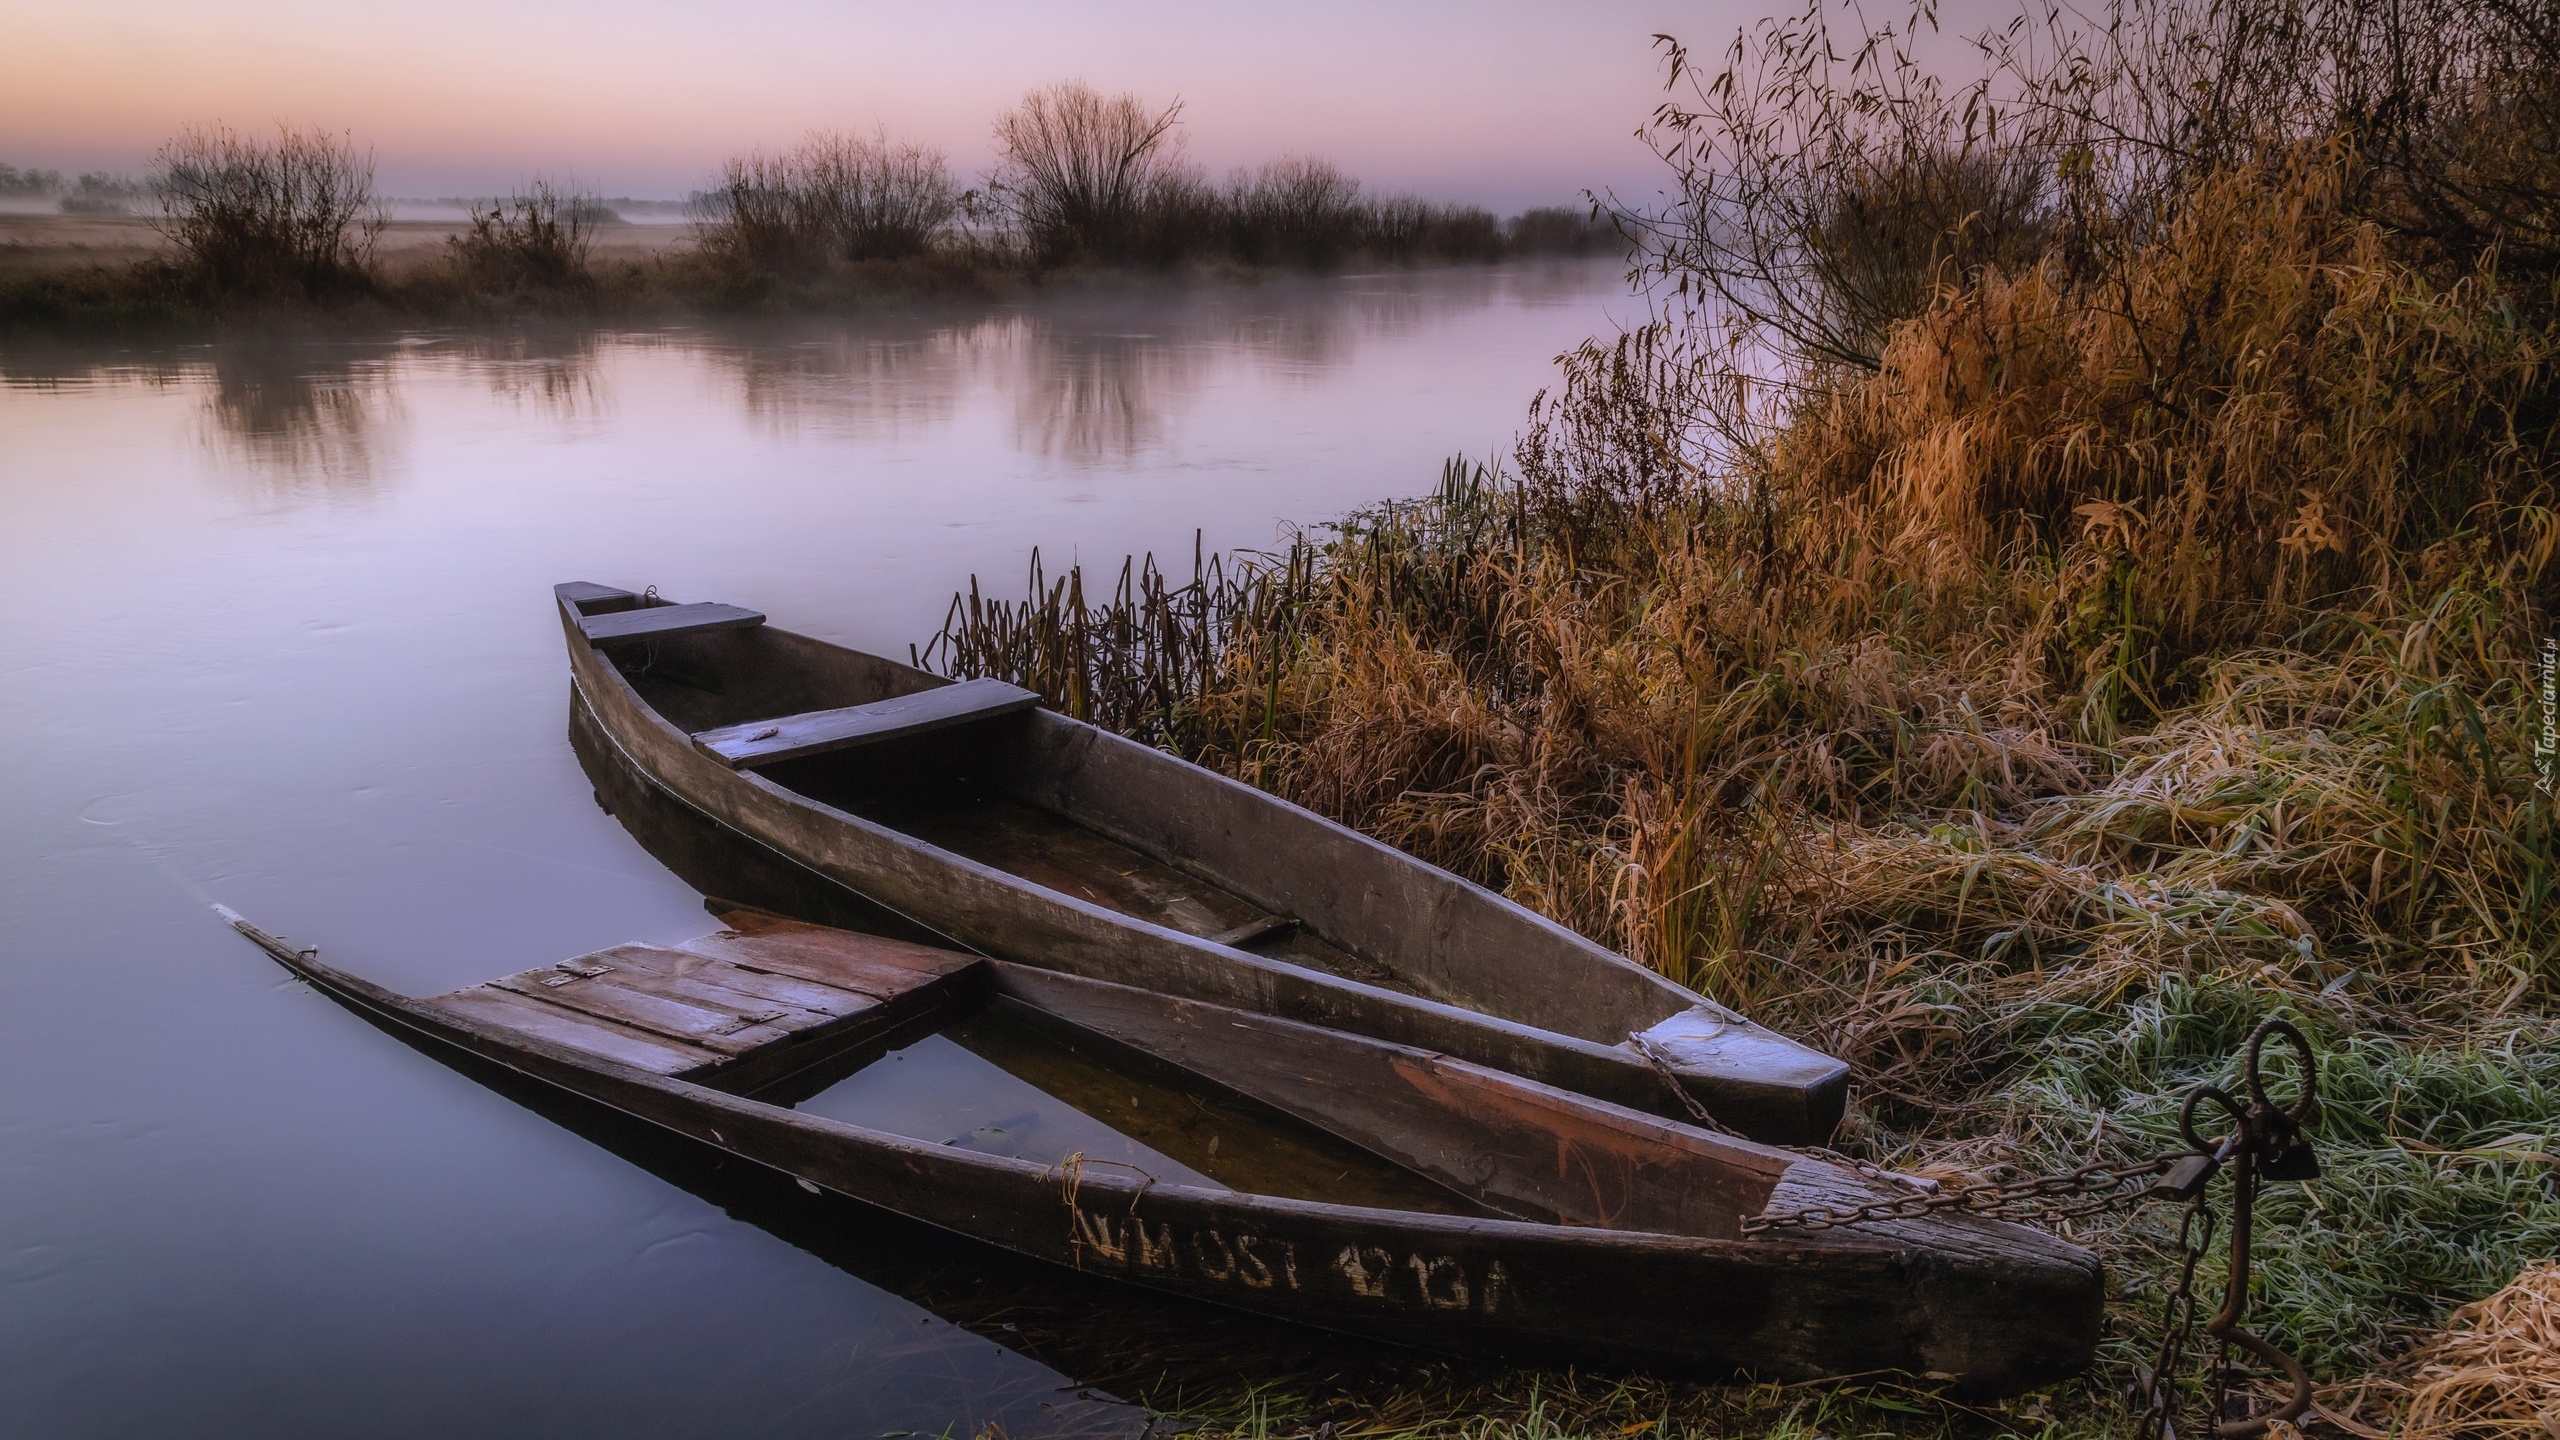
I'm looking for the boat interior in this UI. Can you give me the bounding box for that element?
[428,900,1793,1240]
[567,584,1486,1000]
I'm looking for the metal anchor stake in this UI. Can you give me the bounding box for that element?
[1739,1017,2323,1433]
[2134,1017,2322,1440]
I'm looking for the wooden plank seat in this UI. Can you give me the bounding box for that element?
[424,917,987,1092]
[691,677,1040,769]
[579,601,765,647]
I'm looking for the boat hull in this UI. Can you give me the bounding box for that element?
[248,926,2098,1393]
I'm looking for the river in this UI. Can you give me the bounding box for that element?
[0,262,1633,1437]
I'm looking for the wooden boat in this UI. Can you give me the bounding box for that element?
[554,581,1849,1144]
[219,901,2099,1390]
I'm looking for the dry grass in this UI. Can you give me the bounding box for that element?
[2371,1260,2560,1440]
[923,126,2559,1440]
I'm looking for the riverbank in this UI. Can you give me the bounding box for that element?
[914,4,2560,1431]
[0,209,693,274]
[0,210,1034,332]
[0,211,1603,334]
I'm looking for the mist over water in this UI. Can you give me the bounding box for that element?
[0,262,1632,1437]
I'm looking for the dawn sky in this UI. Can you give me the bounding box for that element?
[1,0,1790,211]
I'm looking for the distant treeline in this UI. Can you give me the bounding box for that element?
[0,85,1618,326]
[686,88,1615,281]
[0,164,148,213]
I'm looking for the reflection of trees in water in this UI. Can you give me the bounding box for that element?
[449,330,608,423]
[971,314,1192,464]
[196,347,407,496]
[0,260,1619,497]
[709,320,965,442]
[0,340,408,498]
[695,271,1545,467]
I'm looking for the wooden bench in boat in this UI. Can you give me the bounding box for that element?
[691,678,1041,769]
[579,601,766,647]
[424,916,988,1095]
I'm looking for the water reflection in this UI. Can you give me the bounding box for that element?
[711,321,964,441]
[0,263,1622,490]
[453,330,611,424]
[197,345,407,494]
[360,1018,1162,1440]
[995,318,1192,462]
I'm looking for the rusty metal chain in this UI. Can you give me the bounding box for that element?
[1629,1031,1741,1136]
[1739,1151,2180,1233]
[2133,1195,2217,1440]
[1746,1018,2323,1440]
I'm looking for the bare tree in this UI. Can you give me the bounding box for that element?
[988,83,1191,264]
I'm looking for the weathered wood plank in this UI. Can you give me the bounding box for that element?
[431,987,723,1074]
[513,947,868,1033]
[580,602,764,647]
[683,911,983,1001]
[554,581,637,615]
[570,942,877,1018]
[691,678,1040,769]
[489,970,797,1054]
[1209,914,1300,949]
[995,966,1788,1239]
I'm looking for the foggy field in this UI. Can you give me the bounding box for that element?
[0,209,686,277]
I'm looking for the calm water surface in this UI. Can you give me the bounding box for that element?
[0,264,1633,1438]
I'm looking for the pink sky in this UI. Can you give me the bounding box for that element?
[1,0,1796,209]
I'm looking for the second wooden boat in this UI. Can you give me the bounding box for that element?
[222,902,2098,1391]
[555,582,1850,1143]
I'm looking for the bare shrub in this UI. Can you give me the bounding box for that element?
[988,82,1193,265]
[1506,206,1619,256]
[796,130,959,260]
[1367,196,1503,262]
[153,124,383,297]
[694,130,959,279]
[1227,157,1364,267]
[1983,0,2560,290]
[693,150,813,277]
[449,178,596,293]
[1622,7,2056,377]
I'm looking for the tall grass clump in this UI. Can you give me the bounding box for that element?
[925,1,2560,1426]
[152,123,383,298]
